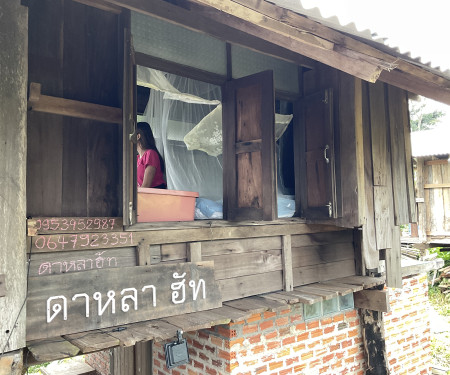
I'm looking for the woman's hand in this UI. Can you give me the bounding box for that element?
[141,165,156,188]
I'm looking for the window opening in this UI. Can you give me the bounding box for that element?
[276,99,295,218]
[136,66,223,221]
[135,67,297,222]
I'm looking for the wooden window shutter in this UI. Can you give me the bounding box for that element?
[222,70,277,221]
[296,89,337,219]
[123,28,137,227]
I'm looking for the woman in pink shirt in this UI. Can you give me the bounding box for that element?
[136,122,166,189]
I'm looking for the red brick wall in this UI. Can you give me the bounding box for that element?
[384,273,431,375]
[153,305,366,375]
[86,350,111,375]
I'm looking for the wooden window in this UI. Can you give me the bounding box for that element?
[295,89,338,220]
[222,70,277,221]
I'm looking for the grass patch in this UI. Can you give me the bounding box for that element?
[429,285,450,316]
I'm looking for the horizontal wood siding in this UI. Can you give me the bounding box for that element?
[291,230,355,286]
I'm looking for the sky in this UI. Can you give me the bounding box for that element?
[300,0,450,124]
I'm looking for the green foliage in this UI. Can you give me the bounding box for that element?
[27,362,50,374]
[410,101,444,132]
[429,247,450,267]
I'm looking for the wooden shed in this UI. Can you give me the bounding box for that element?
[410,126,450,245]
[1,0,450,374]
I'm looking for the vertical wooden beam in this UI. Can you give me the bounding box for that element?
[134,341,152,374]
[281,235,293,291]
[403,92,417,223]
[0,0,28,353]
[385,226,402,288]
[188,242,202,262]
[387,85,410,225]
[361,81,379,270]
[360,309,389,375]
[137,242,152,266]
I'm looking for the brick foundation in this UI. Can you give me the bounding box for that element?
[153,305,366,375]
[86,349,112,375]
[384,273,431,375]
[86,274,433,375]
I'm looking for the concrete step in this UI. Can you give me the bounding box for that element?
[41,360,97,375]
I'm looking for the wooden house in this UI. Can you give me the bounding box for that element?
[1,0,450,373]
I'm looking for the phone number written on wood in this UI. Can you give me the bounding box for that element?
[27,217,123,235]
[31,232,135,252]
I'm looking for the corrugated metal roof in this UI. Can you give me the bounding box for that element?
[411,126,450,157]
[269,0,450,80]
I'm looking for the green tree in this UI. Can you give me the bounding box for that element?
[410,101,444,132]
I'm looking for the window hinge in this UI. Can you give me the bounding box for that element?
[129,201,134,225]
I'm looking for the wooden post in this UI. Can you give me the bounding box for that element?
[188,242,202,262]
[0,0,28,355]
[281,235,293,291]
[360,308,389,375]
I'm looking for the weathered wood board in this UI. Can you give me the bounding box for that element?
[0,274,5,298]
[29,247,136,277]
[27,261,221,341]
[354,289,390,313]
[292,259,355,287]
[28,217,123,235]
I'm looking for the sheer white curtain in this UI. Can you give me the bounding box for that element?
[138,67,223,202]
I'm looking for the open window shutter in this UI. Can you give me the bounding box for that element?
[296,89,337,219]
[223,70,277,221]
[123,28,137,226]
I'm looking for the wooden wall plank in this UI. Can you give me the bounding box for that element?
[369,82,388,187]
[87,122,121,217]
[369,81,394,250]
[292,259,355,286]
[387,85,409,225]
[291,230,353,247]
[385,226,402,288]
[373,186,393,249]
[336,73,364,227]
[291,243,354,268]
[206,250,282,280]
[201,236,281,256]
[402,92,416,223]
[219,271,283,302]
[361,81,379,270]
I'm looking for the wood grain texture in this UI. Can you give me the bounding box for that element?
[354,290,390,312]
[373,186,393,250]
[281,235,293,291]
[27,262,221,340]
[28,339,81,362]
[387,85,409,225]
[292,259,355,287]
[385,226,402,288]
[361,81,379,269]
[219,271,283,302]
[29,247,137,277]
[0,0,28,352]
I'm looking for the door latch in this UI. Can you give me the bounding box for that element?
[324,145,330,164]
[325,201,332,218]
